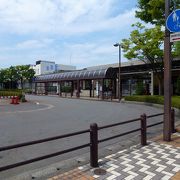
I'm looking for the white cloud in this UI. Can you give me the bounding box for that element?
[56,39,127,68]
[16,38,54,49]
[0,0,136,35]
[16,40,45,49]
[0,0,139,68]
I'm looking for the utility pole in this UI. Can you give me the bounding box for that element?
[163,0,171,141]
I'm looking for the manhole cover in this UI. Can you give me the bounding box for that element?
[93,168,106,175]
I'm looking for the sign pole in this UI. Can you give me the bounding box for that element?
[163,0,171,141]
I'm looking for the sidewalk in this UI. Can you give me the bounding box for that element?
[0,98,11,105]
[48,129,180,180]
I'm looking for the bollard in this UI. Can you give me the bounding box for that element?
[171,109,176,133]
[90,123,98,168]
[140,114,147,146]
[10,97,15,104]
[14,96,19,105]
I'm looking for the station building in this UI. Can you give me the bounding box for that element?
[31,60,76,76]
[34,58,180,99]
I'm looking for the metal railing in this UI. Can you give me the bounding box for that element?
[0,109,175,172]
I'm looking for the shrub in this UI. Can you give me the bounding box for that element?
[125,95,164,104]
[0,89,23,93]
[124,95,180,109]
[20,94,27,102]
[135,82,145,95]
[23,89,33,94]
[61,86,72,93]
[0,90,24,101]
[172,96,180,109]
[175,77,180,95]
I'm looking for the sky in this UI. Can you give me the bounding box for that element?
[0,0,139,69]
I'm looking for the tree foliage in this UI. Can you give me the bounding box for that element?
[136,0,180,57]
[0,69,7,83]
[122,23,164,66]
[136,0,179,25]
[174,42,180,57]
[121,23,164,94]
[16,65,35,89]
[175,76,180,95]
[0,65,35,89]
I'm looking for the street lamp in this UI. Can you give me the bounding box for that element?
[114,43,121,101]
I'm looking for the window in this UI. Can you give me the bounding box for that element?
[51,65,54,70]
[46,66,49,71]
[55,64,58,71]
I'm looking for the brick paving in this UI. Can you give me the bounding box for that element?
[171,171,180,180]
[48,129,180,180]
[47,168,94,180]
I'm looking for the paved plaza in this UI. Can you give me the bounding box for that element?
[47,131,180,180]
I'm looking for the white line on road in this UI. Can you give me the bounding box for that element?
[0,103,54,114]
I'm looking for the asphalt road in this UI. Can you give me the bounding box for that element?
[0,95,170,178]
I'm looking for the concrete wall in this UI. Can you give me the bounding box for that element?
[56,64,76,71]
[33,61,76,76]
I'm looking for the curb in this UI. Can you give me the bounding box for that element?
[34,94,120,103]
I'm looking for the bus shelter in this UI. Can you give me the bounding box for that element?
[34,67,117,100]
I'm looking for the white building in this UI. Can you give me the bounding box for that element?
[33,60,76,76]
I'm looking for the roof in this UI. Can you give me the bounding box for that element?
[85,60,145,70]
[35,67,116,82]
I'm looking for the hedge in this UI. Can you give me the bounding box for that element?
[0,89,23,92]
[0,91,23,99]
[124,95,180,109]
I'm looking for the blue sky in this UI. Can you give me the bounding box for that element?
[0,0,139,69]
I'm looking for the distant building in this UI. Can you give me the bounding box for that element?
[34,58,180,97]
[32,60,76,76]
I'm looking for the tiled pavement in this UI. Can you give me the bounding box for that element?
[48,132,180,180]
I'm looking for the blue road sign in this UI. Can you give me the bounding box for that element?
[166,9,180,32]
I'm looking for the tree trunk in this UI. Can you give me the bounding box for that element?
[21,79,23,89]
[158,78,163,95]
[10,80,12,89]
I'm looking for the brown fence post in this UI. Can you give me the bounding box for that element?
[141,114,147,146]
[171,109,176,133]
[90,123,98,167]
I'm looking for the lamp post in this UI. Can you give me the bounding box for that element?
[114,43,121,101]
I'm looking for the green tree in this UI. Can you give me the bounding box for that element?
[0,65,35,89]
[121,23,164,95]
[0,67,19,89]
[6,66,19,89]
[16,65,35,89]
[136,0,179,25]
[0,69,7,89]
[0,69,6,83]
[136,0,180,57]
[174,42,180,57]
